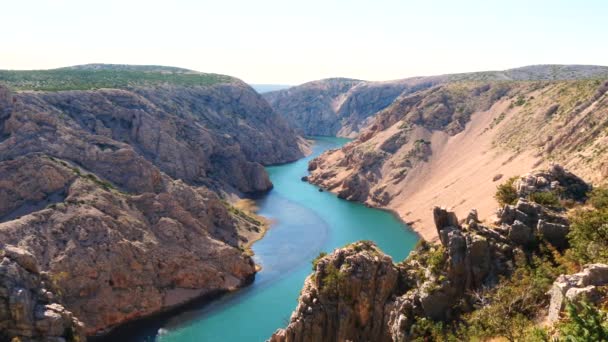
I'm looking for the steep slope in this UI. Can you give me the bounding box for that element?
[0,65,308,337]
[308,79,608,240]
[266,65,608,139]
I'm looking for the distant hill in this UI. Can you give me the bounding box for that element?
[250,84,292,93]
[0,64,237,91]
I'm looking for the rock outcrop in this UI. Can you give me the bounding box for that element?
[270,202,559,341]
[514,164,590,201]
[269,241,399,342]
[1,245,86,342]
[547,264,608,323]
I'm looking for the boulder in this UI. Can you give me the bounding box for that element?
[547,264,608,322]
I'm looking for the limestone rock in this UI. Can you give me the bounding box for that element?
[547,264,608,322]
[0,246,85,341]
[515,164,590,201]
[269,242,399,342]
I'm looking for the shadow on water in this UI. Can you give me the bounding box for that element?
[93,136,418,342]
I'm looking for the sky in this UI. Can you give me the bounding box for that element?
[1,0,607,84]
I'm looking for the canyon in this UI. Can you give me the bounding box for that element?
[2,64,608,341]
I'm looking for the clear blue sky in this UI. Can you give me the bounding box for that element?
[2,0,606,84]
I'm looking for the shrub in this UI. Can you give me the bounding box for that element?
[495,176,519,206]
[321,264,345,296]
[557,300,608,341]
[529,191,562,208]
[589,186,608,210]
[311,252,327,271]
[465,254,562,342]
[567,207,608,263]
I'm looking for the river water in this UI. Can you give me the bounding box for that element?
[109,137,418,341]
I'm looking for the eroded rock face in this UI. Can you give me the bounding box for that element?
[264,78,438,137]
[0,154,259,335]
[269,242,400,342]
[1,83,306,194]
[1,245,86,342]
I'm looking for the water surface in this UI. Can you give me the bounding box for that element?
[116,137,419,341]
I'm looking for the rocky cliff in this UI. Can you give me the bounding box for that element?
[265,65,608,139]
[270,167,596,341]
[307,78,608,240]
[0,65,308,338]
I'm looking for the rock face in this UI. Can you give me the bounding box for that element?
[1,244,86,342]
[306,78,608,240]
[0,69,307,337]
[1,82,306,194]
[547,264,608,323]
[496,198,570,249]
[269,242,399,342]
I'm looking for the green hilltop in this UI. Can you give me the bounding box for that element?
[0,64,236,91]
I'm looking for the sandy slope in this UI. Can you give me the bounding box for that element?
[308,80,608,241]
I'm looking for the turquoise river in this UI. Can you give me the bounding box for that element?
[102,137,419,342]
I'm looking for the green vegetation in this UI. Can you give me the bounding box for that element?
[0,68,234,91]
[321,263,346,296]
[589,186,608,210]
[221,200,263,226]
[514,95,526,106]
[488,112,506,129]
[566,204,608,264]
[495,176,519,206]
[529,190,562,208]
[465,254,563,341]
[557,300,608,341]
[312,252,327,271]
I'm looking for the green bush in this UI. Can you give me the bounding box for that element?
[589,186,608,210]
[321,264,345,296]
[567,207,608,263]
[465,255,562,342]
[311,252,327,271]
[495,176,519,206]
[529,191,562,208]
[557,300,608,341]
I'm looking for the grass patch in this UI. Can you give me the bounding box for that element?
[0,68,234,91]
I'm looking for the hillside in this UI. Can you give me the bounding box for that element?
[266,65,608,138]
[0,65,308,337]
[307,78,608,241]
[0,64,234,91]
